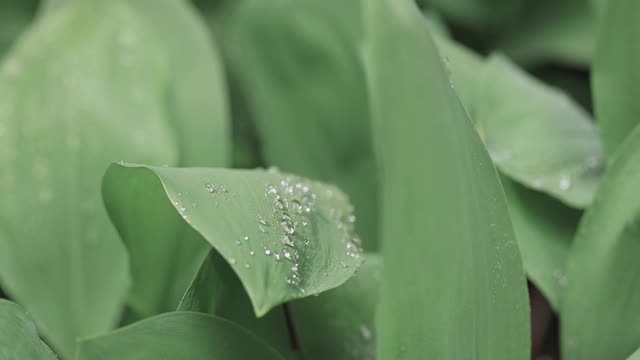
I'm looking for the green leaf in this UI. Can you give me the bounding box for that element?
[0,3,179,356]
[177,249,293,356]
[476,55,603,208]
[125,0,230,167]
[0,300,57,359]
[501,177,579,311]
[290,254,381,360]
[363,0,530,358]
[76,312,286,360]
[498,0,596,68]
[223,0,379,249]
[592,0,640,157]
[103,164,363,317]
[562,124,640,359]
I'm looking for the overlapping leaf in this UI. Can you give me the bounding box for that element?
[103,164,363,317]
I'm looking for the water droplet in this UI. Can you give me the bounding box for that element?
[205,183,215,193]
[559,175,571,191]
[250,251,255,256]
[360,325,372,340]
[347,215,356,223]
[264,249,272,256]
[283,249,293,260]
[243,236,250,241]
[280,216,296,234]
[229,258,237,265]
[244,263,251,269]
[282,235,295,247]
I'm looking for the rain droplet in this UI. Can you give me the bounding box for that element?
[205,183,215,193]
[229,258,237,265]
[243,236,250,241]
[360,325,372,340]
[264,249,272,256]
[559,176,571,191]
[244,263,251,269]
[250,251,255,256]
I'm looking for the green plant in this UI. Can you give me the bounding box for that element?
[0,0,639,359]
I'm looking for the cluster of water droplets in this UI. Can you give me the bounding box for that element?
[262,174,318,289]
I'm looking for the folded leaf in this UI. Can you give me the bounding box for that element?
[103,164,363,317]
[0,2,179,356]
[0,300,57,359]
[562,124,640,359]
[476,55,603,208]
[76,312,285,360]
[592,0,640,157]
[290,254,381,360]
[363,0,530,358]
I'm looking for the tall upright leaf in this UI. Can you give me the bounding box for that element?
[562,124,640,359]
[363,0,530,358]
[224,0,379,249]
[0,300,57,359]
[592,0,640,157]
[0,2,179,356]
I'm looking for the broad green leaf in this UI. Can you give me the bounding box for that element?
[0,3,179,356]
[363,0,530,358]
[290,254,381,360]
[0,300,57,359]
[76,312,285,360]
[498,0,596,68]
[592,0,640,157]
[562,124,640,360]
[224,0,379,250]
[476,55,603,208]
[177,249,293,356]
[501,177,579,311]
[103,164,363,317]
